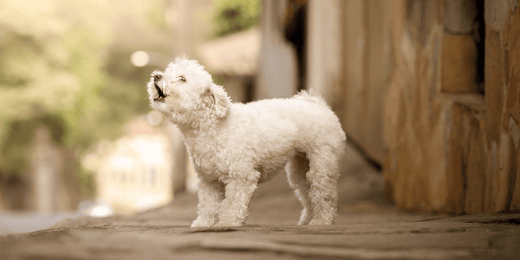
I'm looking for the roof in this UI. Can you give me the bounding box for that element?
[197,27,260,76]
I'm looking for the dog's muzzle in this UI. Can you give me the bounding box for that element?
[152,74,167,102]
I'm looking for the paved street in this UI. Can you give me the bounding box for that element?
[1,145,519,259]
[0,212,77,235]
[1,199,519,259]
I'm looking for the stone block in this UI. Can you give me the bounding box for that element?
[512,0,520,12]
[385,99,461,214]
[484,142,499,213]
[406,0,442,47]
[485,0,510,30]
[510,117,520,151]
[441,34,479,93]
[385,88,488,214]
[485,28,504,145]
[495,131,515,212]
[444,96,486,214]
[507,5,520,126]
[507,126,518,212]
[438,101,465,214]
[392,0,406,56]
[511,151,520,211]
[501,8,510,49]
[463,115,486,214]
[436,98,486,214]
[444,0,477,34]
[384,24,448,213]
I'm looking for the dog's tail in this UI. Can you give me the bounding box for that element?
[292,89,329,107]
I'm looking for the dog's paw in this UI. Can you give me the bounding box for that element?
[190,219,215,228]
[308,219,333,225]
[297,208,312,225]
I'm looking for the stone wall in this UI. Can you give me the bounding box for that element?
[383,0,520,214]
[265,0,520,214]
[486,0,520,212]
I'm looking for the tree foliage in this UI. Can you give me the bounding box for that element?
[212,0,261,37]
[0,0,168,178]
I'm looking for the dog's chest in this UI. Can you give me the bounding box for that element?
[186,143,227,178]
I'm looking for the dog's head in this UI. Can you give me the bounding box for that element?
[147,57,230,127]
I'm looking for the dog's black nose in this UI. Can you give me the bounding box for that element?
[153,74,162,82]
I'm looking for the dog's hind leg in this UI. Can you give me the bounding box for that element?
[286,152,313,225]
[305,147,341,225]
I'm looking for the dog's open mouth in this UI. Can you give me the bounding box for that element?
[153,83,167,102]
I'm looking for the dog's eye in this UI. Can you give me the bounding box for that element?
[177,76,186,82]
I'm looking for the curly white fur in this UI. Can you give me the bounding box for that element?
[147,57,346,227]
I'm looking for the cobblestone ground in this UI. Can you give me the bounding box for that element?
[1,145,519,259]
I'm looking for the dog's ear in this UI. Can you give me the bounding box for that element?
[202,84,230,118]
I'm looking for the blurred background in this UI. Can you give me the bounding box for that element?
[0,0,263,233]
[1,0,519,234]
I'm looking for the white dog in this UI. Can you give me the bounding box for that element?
[147,57,346,227]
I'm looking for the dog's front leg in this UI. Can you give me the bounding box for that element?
[214,174,259,227]
[191,179,225,228]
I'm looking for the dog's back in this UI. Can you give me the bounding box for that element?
[292,90,329,107]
